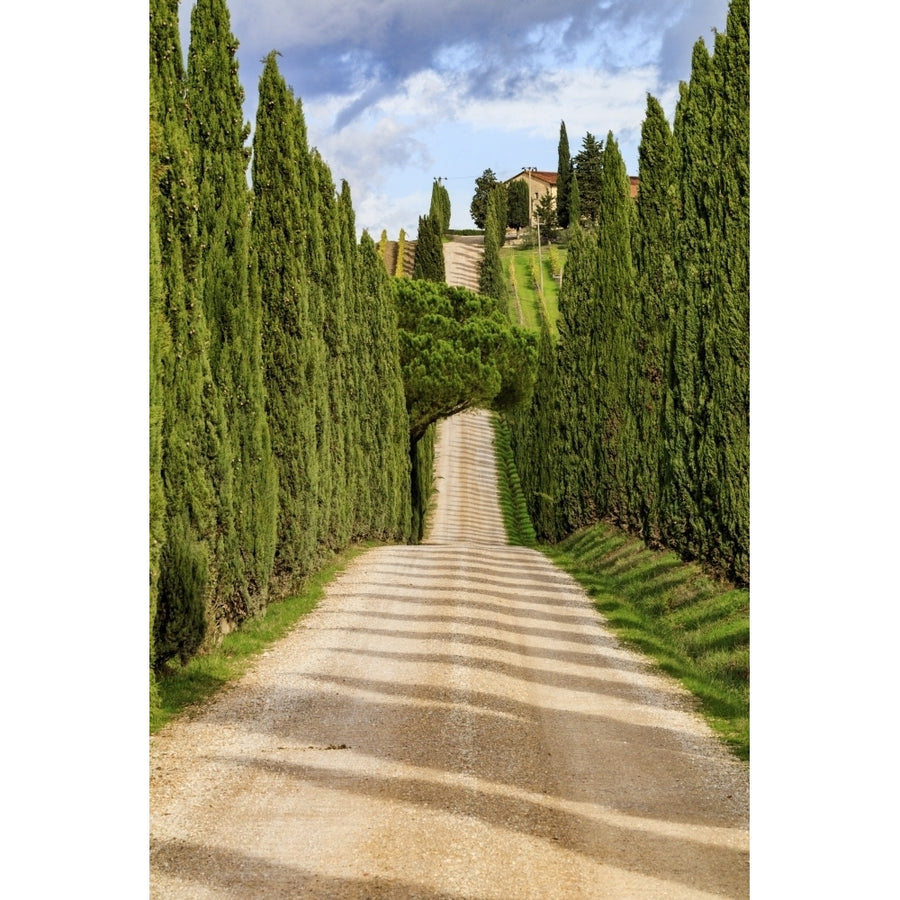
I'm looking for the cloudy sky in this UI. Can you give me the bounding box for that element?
[178,0,730,238]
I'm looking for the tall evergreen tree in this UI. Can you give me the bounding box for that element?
[556,121,573,228]
[187,0,278,619]
[573,132,604,225]
[357,230,413,540]
[150,0,234,661]
[413,214,445,282]
[593,132,637,525]
[479,185,509,312]
[470,168,499,230]
[554,224,601,529]
[630,93,678,546]
[430,179,451,233]
[149,97,171,696]
[506,180,530,234]
[250,52,320,596]
[568,172,581,229]
[695,0,749,582]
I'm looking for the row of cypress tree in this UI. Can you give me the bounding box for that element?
[508,0,749,585]
[150,0,412,684]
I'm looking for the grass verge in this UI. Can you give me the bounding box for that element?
[150,544,371,734]
[492,412,747,759]
[491,413,536,547]
[546,528,749,760]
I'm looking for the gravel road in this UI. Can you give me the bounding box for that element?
[150,409,749,898]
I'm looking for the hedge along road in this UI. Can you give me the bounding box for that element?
[150,409,749,899]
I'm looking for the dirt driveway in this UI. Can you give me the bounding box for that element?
[150,409,748,898]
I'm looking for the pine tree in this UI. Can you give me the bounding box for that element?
[251,52,320,595]
[187,0,278,619]
[556,121,573,228]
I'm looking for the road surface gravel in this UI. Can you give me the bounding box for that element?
[150,409,749,898]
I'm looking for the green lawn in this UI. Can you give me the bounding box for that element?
[501,243,564,334]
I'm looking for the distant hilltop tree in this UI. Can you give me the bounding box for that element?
[470,168,499,230]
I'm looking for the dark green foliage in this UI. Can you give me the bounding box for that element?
[187,0,278,620]
[149,101,170,694]
[592,133,637,525]
[568,173,581,230]
[492,413,537,547]
[412,214,446,282]
[507,317,567,541]
[556,121,573,228]
[573,132,604,225]
[506,180,530,233]
[507,0,749,586]
[430,180,451,233]
[356,232,413,540]
[479,186,509,312]
[534,192,558,241]
[151,0,235,642]
[251,53,321,595]
[469,168,499,230]
[392,278,537,441]
[629,93,678,547]
[154,515,208,669]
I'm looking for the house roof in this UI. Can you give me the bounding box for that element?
[506,170,640,196]
[505,169,557,187]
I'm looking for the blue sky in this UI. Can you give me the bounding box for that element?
[178,0,730,238]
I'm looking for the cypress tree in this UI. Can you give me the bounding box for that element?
[506,180,530,234]
[357,231,413,540]
[665,40,716,565]
[508,316,566,541]
[187,0,278,619]
[568,172,581,230]
[556,121,573,228]
[251,52,320,595]
[573,133,604,226]
[149,98,171,698]
[630,94,678,546]
[309,149,352,549]
[430,179,451,233]
[591,133,636,524]
[413,214,445,282]
[695,0,749,583]
[480,185,510,312]
[470,168,499,230]
[150,0,234,661]
[395,228,407,277]
[554,224,601,529]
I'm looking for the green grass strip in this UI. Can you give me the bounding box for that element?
[546,528,749,760]
[150,544,372,734]
[488,420,748,759]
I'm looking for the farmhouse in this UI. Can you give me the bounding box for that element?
[504,168,640,226]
